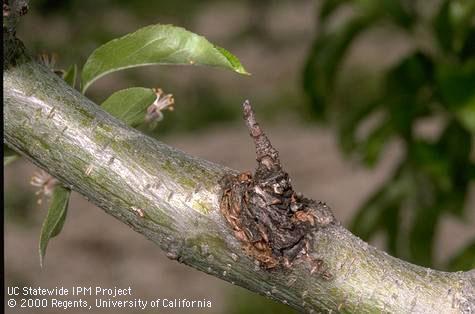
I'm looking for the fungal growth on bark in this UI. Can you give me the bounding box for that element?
[220,100,336,271]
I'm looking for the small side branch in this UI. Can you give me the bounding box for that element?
[242,99,280,166]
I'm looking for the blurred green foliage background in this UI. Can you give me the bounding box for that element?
[6,0,474,313]
[303,0,475,270]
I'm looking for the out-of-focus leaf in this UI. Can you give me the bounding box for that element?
[460,27,475,60]
[81,24,249,93]
[351,170,404,240]
[434,0,475,55]
[449,123,471,157]
[62,64,77,88]
[359,118,393,167]
[39,186,71,267]
[379,0,415,27]
[447,240,475,271]
[351,187,388,240]
[4,145,20,166]
[385,52,433,136]
[412,141,451,192]
[320,0,348,21]
[320,0,414,27]
[434,0,452,53]
[436,122,472,216]
[436,60,475,132]
[470,163,475,180]
[438,122,471,173]
[339,100,381,154]
[456,102,475,132]
[382,204,399,256]
[387,52,433,95]
[409,204,442,267]
[436,61,475,107]
[309,0,474,270]
[303,15,372,117]
[101,87,156,127]
[450,1,475,54]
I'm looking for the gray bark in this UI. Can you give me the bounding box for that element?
[4,39,475,313]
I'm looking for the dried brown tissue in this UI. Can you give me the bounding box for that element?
[220,100,335,278]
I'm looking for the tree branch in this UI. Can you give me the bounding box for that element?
[4,43,474,313]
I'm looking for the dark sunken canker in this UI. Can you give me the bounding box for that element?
[219,100,335,269]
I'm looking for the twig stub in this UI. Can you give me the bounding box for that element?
[220,100,335,270]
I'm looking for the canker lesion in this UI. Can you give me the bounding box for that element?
[219,100,336,271]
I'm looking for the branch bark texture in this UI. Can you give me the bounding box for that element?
[4,44,475,313]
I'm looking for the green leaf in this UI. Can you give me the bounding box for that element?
[436,60,475,132]
[447,239,475,271]
[378,0,415,27]
[436,0,475,55]
[412,140,452,192]
[339,100,381,154]
[382,204,400,256]
[39,186,71,267]
[456,101,475,133]
[409,204,442,267]
[303,14,373,117]
[350,190,386,241]
[320,0,348,21]
[470,162,475,180]
[81,24,249,93]
[434,0,452,53]
[101,87,156,127]
[359,118,393,167]
[63,64,77,88]
[4,145,20,166]
[351,165,406,241]
[460,27,475,60]
[383,52,433,136]
[436,60,475,107]
[214,46,248,74]
[436,121,472,216]
[386,52,433,95]
[351,183,399,240]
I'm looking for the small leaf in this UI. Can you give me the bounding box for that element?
[82,24,249,93]
[101,87,156,127]
[4,145,20,166]
[63,64,77,88]
[39,185,71,267]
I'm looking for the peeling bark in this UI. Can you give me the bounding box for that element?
[3,37,475,313]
